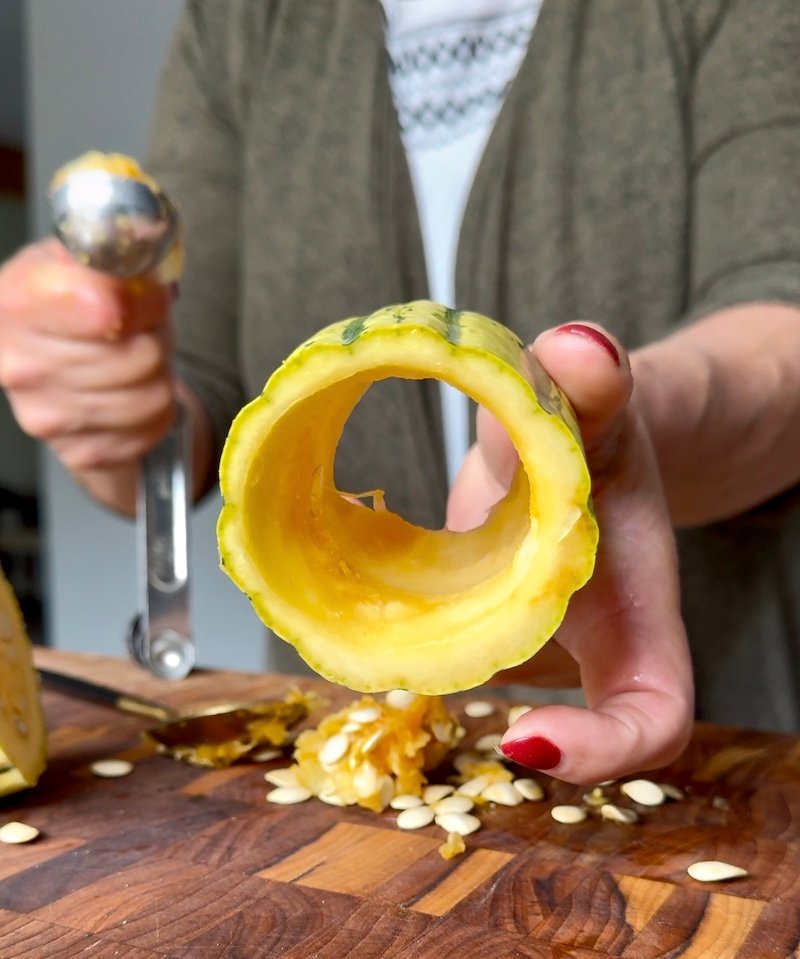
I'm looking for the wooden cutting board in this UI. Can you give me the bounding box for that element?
[0,649,798,959]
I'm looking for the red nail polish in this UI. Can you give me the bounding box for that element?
[556,323,620,366]
[501,735,562,770]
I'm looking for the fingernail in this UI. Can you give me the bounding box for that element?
[500,735,562,770]
[556,323,620,366]
[169,281,181,301]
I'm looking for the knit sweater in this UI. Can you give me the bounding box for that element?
[147,0,800,730]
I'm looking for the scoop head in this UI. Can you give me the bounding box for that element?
[50,169,179,278]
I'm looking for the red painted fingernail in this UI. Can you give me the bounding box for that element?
[169,281,181,301]
[500,735,562,770]
[556,323,620,366]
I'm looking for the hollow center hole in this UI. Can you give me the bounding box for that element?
[333,377,472,531]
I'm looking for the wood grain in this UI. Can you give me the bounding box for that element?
[0,649,796,958]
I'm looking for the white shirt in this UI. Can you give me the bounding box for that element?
[382,0,541,482]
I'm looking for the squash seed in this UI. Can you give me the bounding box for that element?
[457,775,491,798]
[600,803,639,824]
[266,785,312,804]
[687,860,748,882]
[435,811,482,836]
[0,821,40,844]
[464,700,495,719]
[264,767,299,787]
[359,729,385,754]
[318,791,348,807]
[620,779,665,806]
[423,784,454,805]
[390,793,425,810]
[550,805,587,824]
[481,781,524,806]
[385,689,416,710]
[250,748,282,762]
[659,783,685,801]
[396,805,435,830]
[348,706,381,724]
[513,778,544,801]
[433,794,475,815]
[507,704,532,725]
[474,733,503,754]
[318,733,350,767]
[89,759,134,778]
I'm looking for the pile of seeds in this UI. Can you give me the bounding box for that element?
[265,693,548,858]
[263,692,749,878]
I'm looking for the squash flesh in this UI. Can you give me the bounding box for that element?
[218,302,598,693]
[0,567,47,795]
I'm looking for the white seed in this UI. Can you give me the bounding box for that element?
[0,821,40,844]
[433,794,475,815]
[453,751,483,774]
[377,775,394,809]
[348,706,381,724]
[659,783,685,801]
[264,767,299,787]
[600,803,639,824]
[550,805,587,824]
[482,781,524,806]
[89,759,134,778]
[432,721,455,744]
[359,730,385,754]
[319,733,350,767]
[474,734,503,754]
[318,791,348,807]
[712,795,731,811]
[389,794,425,810]
[435,812,482,836]
[385,689,416,710]
[687,860,748,883]
[340,722,361,734]
[423,784,454,805]
[457,775,491,798]
[266,785,312,805]
[353,761,380,799]
[464,700,495,719]
[620,779,665,807]
[396,805,435,830]
[513,778,544,801]
[507,704,533,726]
[250,748,281,763]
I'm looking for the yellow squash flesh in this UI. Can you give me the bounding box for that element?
[0,566,47,795]
[218,301,598,694]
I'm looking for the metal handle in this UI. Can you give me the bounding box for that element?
[127,403,195,680]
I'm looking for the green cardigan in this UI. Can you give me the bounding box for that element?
[148,0,800,730]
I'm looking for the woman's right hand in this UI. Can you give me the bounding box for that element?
[0,237,176,479]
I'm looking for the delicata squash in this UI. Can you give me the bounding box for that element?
[217,301,597,694]
[0,565,46,796]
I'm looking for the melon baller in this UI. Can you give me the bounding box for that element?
[49,160,194,680]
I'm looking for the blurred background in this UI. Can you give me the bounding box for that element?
[0,0,268,670]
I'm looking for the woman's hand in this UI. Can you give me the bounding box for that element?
[0,238,176,512]
[447,323,694,785]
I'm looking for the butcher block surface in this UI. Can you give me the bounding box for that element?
[0,648,798,958]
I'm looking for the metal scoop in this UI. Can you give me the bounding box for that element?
[39,667,310,768]
[49,162,194,681]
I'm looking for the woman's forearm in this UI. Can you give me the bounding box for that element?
[631,302,800,528]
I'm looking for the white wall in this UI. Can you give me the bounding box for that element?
[25,0,303,673]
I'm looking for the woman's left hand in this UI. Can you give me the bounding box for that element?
[447,323,694,785]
